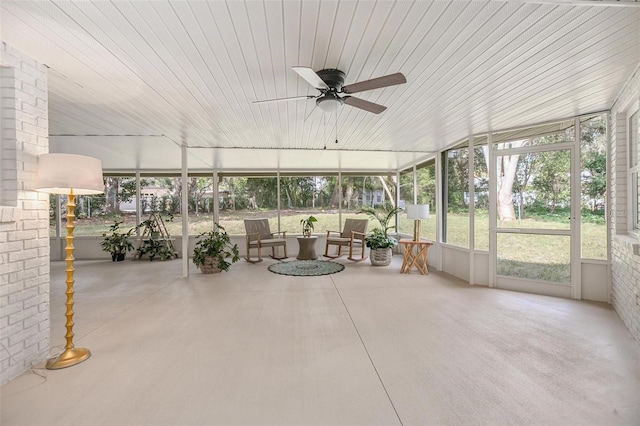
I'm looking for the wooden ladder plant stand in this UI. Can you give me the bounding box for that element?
[133,212,177,260]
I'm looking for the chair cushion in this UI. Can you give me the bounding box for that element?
[257,238,286,247]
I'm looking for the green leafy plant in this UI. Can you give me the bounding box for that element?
[192,224,240,272]
[364,228,397,249]
[358,202,403,249]
[101,221,135,259]
[136,239,177,262]
[300,215,318,237]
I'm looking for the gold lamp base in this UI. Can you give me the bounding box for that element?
[46,347,91,370]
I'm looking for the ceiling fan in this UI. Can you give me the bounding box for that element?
[254,67,406,114]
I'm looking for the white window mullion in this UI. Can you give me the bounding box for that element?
[571,117,582,300]
[488,132,496,288]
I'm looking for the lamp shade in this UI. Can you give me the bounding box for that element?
[35,153,104,195]
[406,204,430,220]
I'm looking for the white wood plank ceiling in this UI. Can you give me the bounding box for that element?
[1,0,639,171]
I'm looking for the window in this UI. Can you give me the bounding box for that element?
[630,110,640,233]
[580,115,607,259]
[473,143,489,250]
[279,175,339,234]
[218,175,278,234]
[341,174,398,231]
[399,162,436,241]
[48,176,134,237]
[417,162,437,241]
[443,145,469,248]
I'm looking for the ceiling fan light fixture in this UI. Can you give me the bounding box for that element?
[316,93,343,112]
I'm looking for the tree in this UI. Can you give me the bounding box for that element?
[512,152,538,219]
[487,141,525,223]
[104,177,139,215]
[188,177,213,215]
[531,150,571,213]
[581,116,607,211]
[447,148,469,209]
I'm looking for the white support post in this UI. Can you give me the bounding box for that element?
[413,164,418,204]
[277,171,281,232]
[181,143,189,278]
[605,114,612,303]
[338,171,342,228]
[468,137,475,285]
[55,194,62,238]
[435,152,443,271]
[213,171,219,226]
[396,171,401,234]
[135,171,141,236]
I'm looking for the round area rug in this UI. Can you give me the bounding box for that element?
[268,260,344,277]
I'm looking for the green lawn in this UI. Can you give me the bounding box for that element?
[59,209,607,269]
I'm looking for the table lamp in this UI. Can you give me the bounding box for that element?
[36,153,104,369]
[406,204,429,241]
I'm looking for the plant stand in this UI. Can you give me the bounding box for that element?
[134,213,177,261]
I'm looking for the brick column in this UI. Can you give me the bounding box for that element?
[1,43,50,384]
[609,66,640,344]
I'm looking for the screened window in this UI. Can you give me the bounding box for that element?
[399,162,436,241]
[474,145,489,250]
[630,110,640,233]
[49,176,134,237]
[580,115,607,259]
[279,175,339,234]
[341,174,398,231]
[218,175,278,234]
[443,145,469,248]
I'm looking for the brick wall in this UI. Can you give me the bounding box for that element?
[0,43,50,384]
[610,65,640,344]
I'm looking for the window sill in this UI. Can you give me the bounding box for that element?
[613,234,640,256]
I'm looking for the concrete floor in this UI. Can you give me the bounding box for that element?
[2,256,640,425]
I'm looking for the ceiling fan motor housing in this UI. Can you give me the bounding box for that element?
[316,69,346,91]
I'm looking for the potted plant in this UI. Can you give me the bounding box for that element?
[192,223,240,273]
[300,215,318,237]
[137,217,161,239]
[136,239,177,261]
[101,221,135,261]
[358,203,403,266]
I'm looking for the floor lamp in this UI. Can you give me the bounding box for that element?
[406,204,430,241]
[36,153,104,369]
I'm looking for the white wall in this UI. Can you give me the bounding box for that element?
[610,65,640,343]
[0,44,50,384]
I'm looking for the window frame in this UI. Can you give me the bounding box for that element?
[628,103,640,237]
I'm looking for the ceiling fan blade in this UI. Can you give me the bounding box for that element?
[343,96,387,114]
[342,72,406,94]
[292,67,329,90]
[253,95,315,104]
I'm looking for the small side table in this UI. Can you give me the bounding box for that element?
[399,239,433,275]
[296,236,318,260]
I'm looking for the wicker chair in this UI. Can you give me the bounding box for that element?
[244,219,288,263]
[323,218,368,261]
